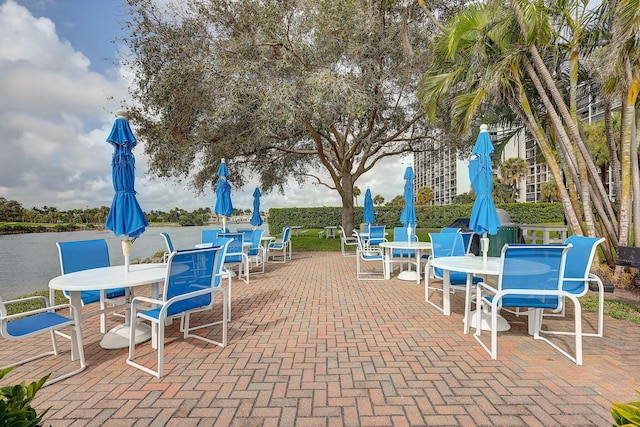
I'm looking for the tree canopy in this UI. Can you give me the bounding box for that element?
[122,0,463,232]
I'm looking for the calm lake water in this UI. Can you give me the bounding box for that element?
[0,224,269,299]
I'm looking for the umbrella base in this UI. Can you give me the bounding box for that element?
[466,310,511,332]
[398,270,420,281]
[100,323,152,349]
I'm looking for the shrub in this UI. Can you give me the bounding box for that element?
[0,367,50,426]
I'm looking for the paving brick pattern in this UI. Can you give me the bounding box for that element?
[2,251,640,426]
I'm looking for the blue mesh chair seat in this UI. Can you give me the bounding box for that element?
[127,247,227,377]
[56,239,128,334]
[1,294,86,385]
[473,243,584,365]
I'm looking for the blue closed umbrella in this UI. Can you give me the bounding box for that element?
[214,159,233,230]
[469,125,501,257]
[400,166,417,230]
[250,187,263,227]
[363,188,375,224]
[105,115,149,270]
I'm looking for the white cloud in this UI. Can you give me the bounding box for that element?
[0,0,408,214]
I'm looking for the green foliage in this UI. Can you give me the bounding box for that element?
[0,367,50,426]
[268,202,565,233]
[611,391,640,426]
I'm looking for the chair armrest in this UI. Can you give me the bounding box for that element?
[1,303,75,322]
[3,295,50,306]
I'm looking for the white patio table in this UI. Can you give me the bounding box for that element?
[49,263,167,351]
[378,241,432,284]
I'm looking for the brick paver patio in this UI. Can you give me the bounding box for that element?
[2,251,640,426]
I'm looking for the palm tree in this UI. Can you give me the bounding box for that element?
[417,0,627,266]
[499,158,528,201]
[373,195,385,206]
[353,186,361,207]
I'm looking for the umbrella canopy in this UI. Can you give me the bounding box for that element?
[469,125,501,236]
[363,188,375,224]
[400,166,417,228]
[250,187,263,227]
[214,159,233,229]
[105,116,148,240]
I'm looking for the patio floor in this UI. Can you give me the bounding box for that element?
[3,251,640,426]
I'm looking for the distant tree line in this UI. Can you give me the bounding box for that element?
[0,197,255,227]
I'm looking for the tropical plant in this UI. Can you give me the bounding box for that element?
[373,195,385,206]
[611,391,640,426]
[0,367,50,426]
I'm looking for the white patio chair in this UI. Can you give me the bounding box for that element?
[0,294,85,386]
[56,239,129,334]
[339,225,358,257]
[474,243,584,365]
[269,226,292,262]
[127,247,227,378]
[354,230,386,280]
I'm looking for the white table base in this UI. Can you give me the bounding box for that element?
[466,310,511,332]
[100,323,152,349]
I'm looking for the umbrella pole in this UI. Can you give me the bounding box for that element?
[222,216,227,231]
[122,239,132,272]
[480,233,489,263]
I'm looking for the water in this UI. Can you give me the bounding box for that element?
[0,224,268,299]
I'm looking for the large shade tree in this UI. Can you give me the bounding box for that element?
[121,0,463,233]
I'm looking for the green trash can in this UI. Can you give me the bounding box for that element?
[487,226,519,257]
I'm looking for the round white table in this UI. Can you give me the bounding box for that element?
[378,241,432,284]
[49,263,167,350]
[429,256,509,333]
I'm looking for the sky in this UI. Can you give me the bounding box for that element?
[0,0,408,213]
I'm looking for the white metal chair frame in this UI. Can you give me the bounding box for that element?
[127,247,227,378]
[474,243,584,365]
[339,225,358,257]
[354,230,387,280]
[269,226,292,262]
[0,295,86,386]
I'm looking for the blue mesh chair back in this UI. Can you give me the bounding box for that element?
[393,227,417,258]
[441,227,461,233]
[160,232,174,252]
[209,237,232,287]
[562,236,605,295]
[248,229,264,257]
[496,244,570,309]
[428,232,477,285]
[202,230,221,244]
[57,239,125,303]
[368,226,386,246]
[218,233,244,264]
[164,248,218,317]
[237,229,254,243]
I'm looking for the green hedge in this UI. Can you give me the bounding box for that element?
[267,202,564,234]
